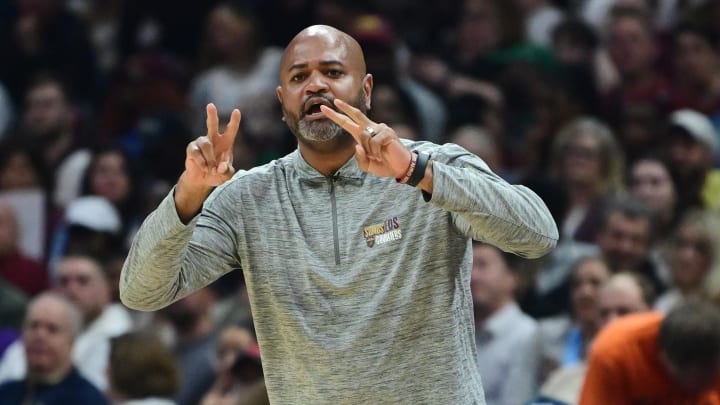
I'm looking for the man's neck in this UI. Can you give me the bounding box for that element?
[27,363,72,386]
[297,137,357,176]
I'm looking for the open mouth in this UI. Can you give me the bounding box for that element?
[303,97,334,120]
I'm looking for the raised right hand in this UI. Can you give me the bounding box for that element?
[184,103,241,188]
[175,104,240,223]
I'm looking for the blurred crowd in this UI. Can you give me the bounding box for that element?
[1,0,720,404]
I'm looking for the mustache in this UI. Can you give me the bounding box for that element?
[301,95,337,118]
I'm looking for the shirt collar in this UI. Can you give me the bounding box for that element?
[291,149,367,181]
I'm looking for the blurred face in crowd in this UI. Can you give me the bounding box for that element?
[23,81,71,139]
[207,5,254,57]
[0,203,18,257]
[571,258,610,326]
[596,212,651,271]
[671,222,713,291]
[598,274,649,327]
[630,159,676,220]
[215,325,254,373]
[562,132,602,186]
[608,15,656,78]
[162,287,216,335]
[470,244,516,315]
[667,129,713,175]
[459,0,501,58]
[277,26,372,149]
[674,31,718,86]
[449,126,501,172]
[23,295,76,379]
[89,151,131,205]
[0,150,40,190]
[56,256,110,322]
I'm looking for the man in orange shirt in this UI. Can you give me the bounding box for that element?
[580,300,720,405]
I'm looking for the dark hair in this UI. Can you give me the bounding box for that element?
[659,300,720,369]
[598,193,655,235]
[672,21,720,51]
[109,332,179,399]
[552,18,599,50]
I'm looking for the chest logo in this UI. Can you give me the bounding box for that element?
[363,216,402,247]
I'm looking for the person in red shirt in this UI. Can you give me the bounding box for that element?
[0,201,47,296]
[580,300,720,405]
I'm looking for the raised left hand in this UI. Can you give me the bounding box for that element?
[321,99,412,179]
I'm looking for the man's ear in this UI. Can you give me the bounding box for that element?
[363,74,374,111]
[277,86,286,122]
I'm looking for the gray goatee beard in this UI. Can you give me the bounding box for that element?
[297,118,344,143]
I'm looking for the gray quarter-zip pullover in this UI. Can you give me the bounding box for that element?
[120,141,558,404]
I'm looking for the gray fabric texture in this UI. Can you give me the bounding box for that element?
[120,140,558,404]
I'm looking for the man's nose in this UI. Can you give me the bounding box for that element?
[305,71,329,94]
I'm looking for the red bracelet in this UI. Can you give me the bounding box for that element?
[396,152,417,184]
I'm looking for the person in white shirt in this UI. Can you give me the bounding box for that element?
[0,254,133,390]
[472,242,540,405]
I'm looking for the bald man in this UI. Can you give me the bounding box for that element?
[120,25,558,404]
[0,293,108,404]
[598,272,653,327]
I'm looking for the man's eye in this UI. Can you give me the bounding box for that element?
[291,73,306,82]
[327,69,343,77]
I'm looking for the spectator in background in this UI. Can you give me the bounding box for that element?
[536,271,654,405]
[655,210,720,312]
[471,242,540,405]
[628,154,679,284]
[0,201,47,296]
[669,22,720,123]
[190,2,287,163]
[350,14,447,142]
[580,300,720,405]
[0,0,98,104]
[47,196,123,275]
[160,287,219,405]
[548,117,625,243]
[597,271,654,326]
[17,74,92,209]
[664,109,720,211]
[106,332,179,405]
[0,254,133,391]
[80,146,144,248]
[593,194,665,293]
[538,255,610,382]
[0,139,59,263]
[447,125,504,176]
[201,325,268,405]
[601,7,671,131]
[0,292,108,404]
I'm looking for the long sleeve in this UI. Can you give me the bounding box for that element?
[420,142,559,258]
[119,185,241,311]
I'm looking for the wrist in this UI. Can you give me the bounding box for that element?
[396,150,431,187]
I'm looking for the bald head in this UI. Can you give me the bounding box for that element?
[599,272,652,326]
[281,25,366,77]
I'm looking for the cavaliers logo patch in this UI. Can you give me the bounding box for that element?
[363,217,402,247]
